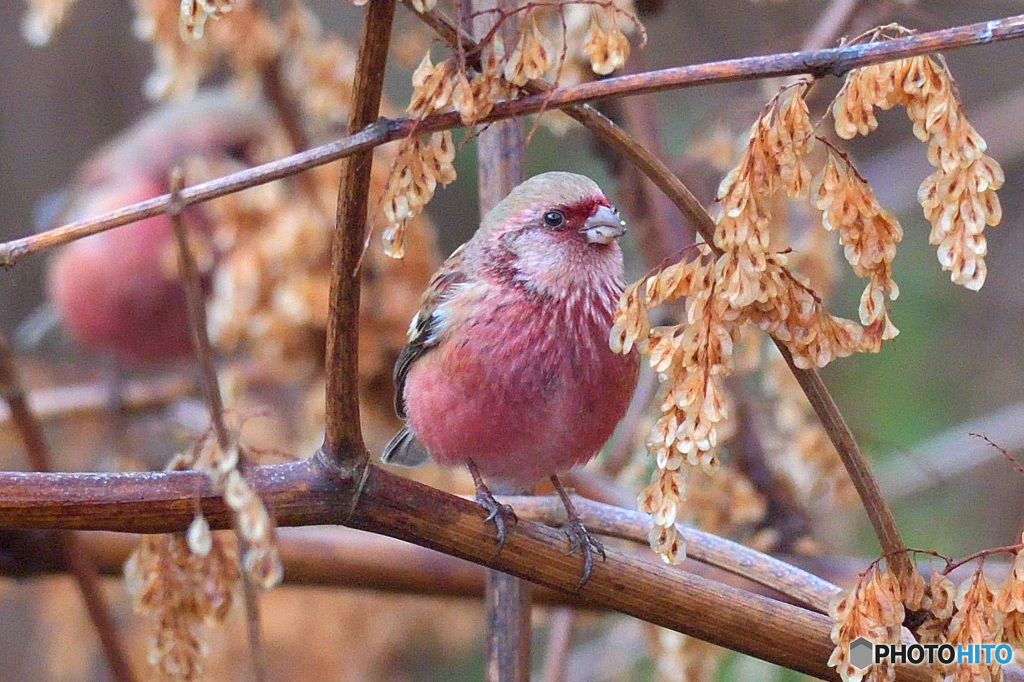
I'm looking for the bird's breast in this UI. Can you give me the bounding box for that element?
[403,283,638,487]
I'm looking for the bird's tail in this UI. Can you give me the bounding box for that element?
[381,425,431,467]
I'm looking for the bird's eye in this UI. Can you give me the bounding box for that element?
[543,210,566,228]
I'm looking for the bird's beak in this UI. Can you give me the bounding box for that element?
[582,204,627,244]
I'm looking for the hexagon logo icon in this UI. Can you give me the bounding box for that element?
[849,637,874,670]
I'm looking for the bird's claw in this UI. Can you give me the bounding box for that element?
[563,514,605,588]
[475,485,518,555]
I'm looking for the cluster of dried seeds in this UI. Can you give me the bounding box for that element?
[124,530,239,682]
[582,6,632,75]
[191,430,283,588]
[813,153,902,349]
[123,449,251,682]
[614,32,1004,562]
[133,0,281,98]
[828,562,906,682]
[178,0,234,41]
[281,3,359,128]
[832,49,1004,291]
[830,542,1024,682]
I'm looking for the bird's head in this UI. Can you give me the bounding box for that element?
[476,172,627,297]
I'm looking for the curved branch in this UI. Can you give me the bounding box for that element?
[1,13,1022,266]
[497,494,838,614]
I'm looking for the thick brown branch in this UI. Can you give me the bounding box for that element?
[322,0,397,465]
[0,465,834,612]
[0,333,138,682]
[4,12,1024,267]
[0,463,934,681]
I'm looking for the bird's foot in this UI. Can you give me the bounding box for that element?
[562,512,605,588]
[551,475,605,588]
[475,486,518,554]
[468,461,517,555]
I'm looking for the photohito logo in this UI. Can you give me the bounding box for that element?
[848,637,1014,670]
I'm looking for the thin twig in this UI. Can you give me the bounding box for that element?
[168,170,268,682]
[321,0,397,466]
[261,54,332,216]
[615,51,696,265]
[241,543,269,680]
[802,0,864,51]
[3,13,1024,267]
[169,169,229,449]
[0,333,138,682]
[261,55,312,154]
[778,343,914,581]
[877,400,1024,500]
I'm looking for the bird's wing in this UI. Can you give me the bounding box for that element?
[393,243,469,419]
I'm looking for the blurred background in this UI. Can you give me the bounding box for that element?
[2,0,1024,680]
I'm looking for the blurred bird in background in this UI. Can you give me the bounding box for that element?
[37,91,275,364]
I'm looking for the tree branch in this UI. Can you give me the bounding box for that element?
[0,462,940,681]
[321,0,397,465]
[2,13,1022,266]
[499,494,837,614]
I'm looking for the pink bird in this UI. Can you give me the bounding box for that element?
[383,171,639,583]
[44,92,274,363]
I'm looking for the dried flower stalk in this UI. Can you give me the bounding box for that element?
[614,29,1005,562]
